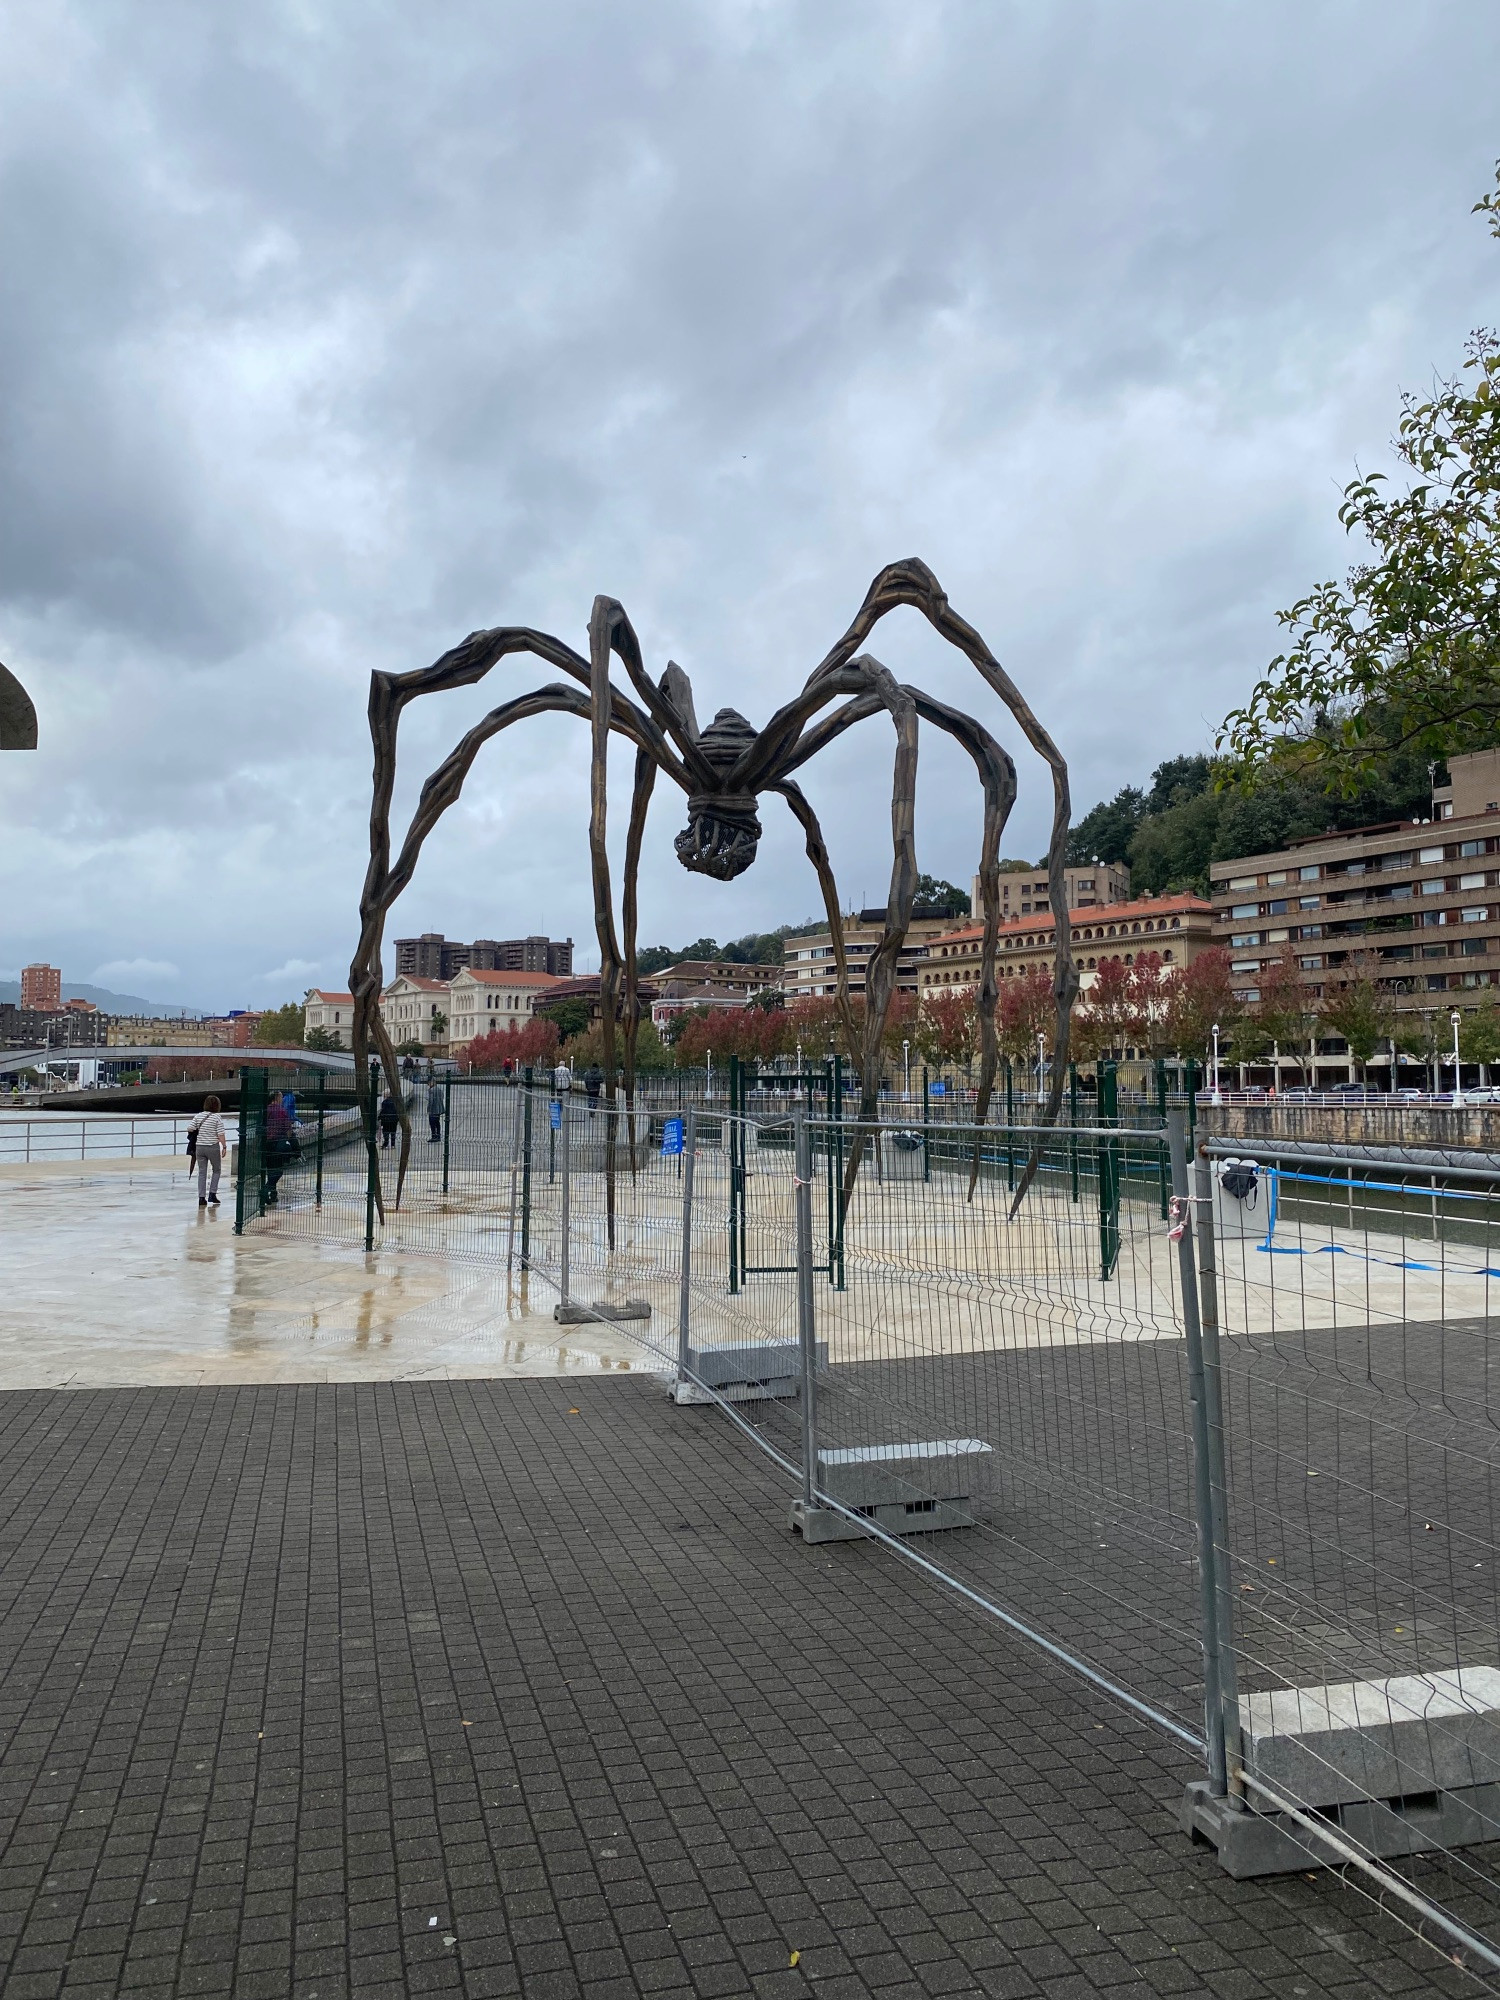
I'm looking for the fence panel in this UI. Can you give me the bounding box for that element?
[1204,1134,1500,1965]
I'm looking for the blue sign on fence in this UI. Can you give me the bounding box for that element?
[930,1079,947,1095]
[549,1100,562,1129]
[661,1115,685,1157]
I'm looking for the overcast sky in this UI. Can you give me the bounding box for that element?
[3,1,1498,1010]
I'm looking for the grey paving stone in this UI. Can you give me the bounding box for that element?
[0,1379,1484,1999]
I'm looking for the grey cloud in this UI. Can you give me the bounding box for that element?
[2,1,1499,1006]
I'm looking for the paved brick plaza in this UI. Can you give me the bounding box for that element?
[0,1378,1471,1998]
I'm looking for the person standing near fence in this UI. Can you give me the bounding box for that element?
[378,1092,400,1149]
[584,1063,603,1117]
[427,1078,444,1144]
[188,1095,227,1208]
[554,1058,572,1096]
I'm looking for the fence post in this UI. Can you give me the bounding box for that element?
[728,1056,742,1295]
[1096,1059,1120,1279]
[364,1061,379,1253]
[794,1105,819,1509]
[234,1069,249,1234]
[831,1054,846,1291]
[1069,1062,1079,1202]
[1186,1057,1199,1140]
[1193,1133,1242,1789]
[520,1069,533,1271]
[558,1091,572,1307]
[442,1074,452,1193]
[1005,1061,1015,1192]
[314,1075,326,1208]
[1168,1112,1239,1797]
[921,1066,931,1183]
[676,1109,698,1386]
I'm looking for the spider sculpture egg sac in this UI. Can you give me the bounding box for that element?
[673,705,763,881]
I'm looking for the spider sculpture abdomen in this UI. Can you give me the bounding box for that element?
[672,707,762,880]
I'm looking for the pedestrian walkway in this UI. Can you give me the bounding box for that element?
[0,1170,639,1387]
[0,1374,1467,1998]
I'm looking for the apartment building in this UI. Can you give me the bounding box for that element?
[971,862,1131,922]
[1208,752,1500,1016]
[781,910,974,1002]
[395,933,574,979]
[20,964,61,1011]
[447,968,562,1047]
[304,991,355,1047]
[920,894,1214,998]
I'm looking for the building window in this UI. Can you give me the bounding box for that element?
[1426,974,1449,990]
[1463,907,1488,923]
[1419,846,1446,863]
[1463,938,1489,956]
[1299,865,1321,881]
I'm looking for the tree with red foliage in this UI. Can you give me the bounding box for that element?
[464,1015,560,1072]
[997,969,1054,1064]
[1164,948,1242,1061]
[914,989,979,1069]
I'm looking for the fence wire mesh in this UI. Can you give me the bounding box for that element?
[236,1069,1500,1981]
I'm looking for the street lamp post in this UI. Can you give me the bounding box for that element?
[1210,1022,1222,1106]
[1037,1030,1047,1105]
[903,1039,911,1102]
[1451,1010,1464,1107]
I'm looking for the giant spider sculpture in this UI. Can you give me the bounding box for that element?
[350,559,1078,1217]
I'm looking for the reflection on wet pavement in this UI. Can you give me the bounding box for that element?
[0,1167,644,1387]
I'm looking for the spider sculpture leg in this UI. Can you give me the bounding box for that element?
[353,624,692,1218]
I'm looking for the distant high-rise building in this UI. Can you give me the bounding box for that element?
[20,963,60,1011]
[395,933,573,979]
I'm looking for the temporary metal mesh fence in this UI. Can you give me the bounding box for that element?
[236,1066,1500,1979]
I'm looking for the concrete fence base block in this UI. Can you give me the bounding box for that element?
[1180,1777,1500,1878]
[1183,1666,1500,1876]
[664,1342,827,1404]
[554,1298,652,1325]
[788,1496,977,1543]
[790,1440,993,1543]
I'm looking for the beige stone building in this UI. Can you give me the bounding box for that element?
[379,974,451,1048]
[447,968,562,1048]
[303,990,354,1048]
[781,910,977,1002]
[970,861,1131,922]
[919,893,1215,998]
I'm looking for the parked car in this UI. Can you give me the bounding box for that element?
[1278,1087,1316,1101]
[1329,1082,1380,1099]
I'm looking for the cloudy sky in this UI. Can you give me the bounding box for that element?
[3,1,1499,1011]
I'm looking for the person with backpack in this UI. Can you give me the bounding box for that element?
[187,1095,227,1208]
[427,1078,444,1143]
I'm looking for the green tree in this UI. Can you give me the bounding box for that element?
[911,874,970,917]
[1221,167,1500,792]
[537,995,593,1043]
[303,1025,342,1053]
[253,1000,305,1046]
[1067,785,1145,865]
[1459,1000,1500,1071]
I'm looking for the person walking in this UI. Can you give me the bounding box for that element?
[553,1057,572,1096]
[584,1062,603,1117]
[427,1077,444,1143]
[188,1095,228,1207]
[378,1091,400,1149]
[263,1094,300,1204]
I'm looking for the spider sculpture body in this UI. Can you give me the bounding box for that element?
[351,559,1078,1214]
